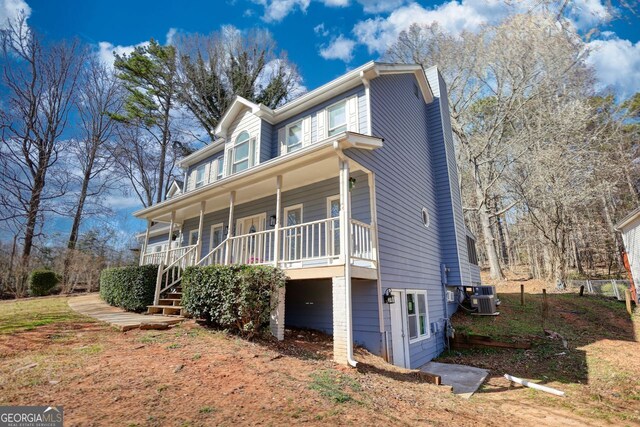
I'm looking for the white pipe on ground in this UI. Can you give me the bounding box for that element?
[504,374,565,397]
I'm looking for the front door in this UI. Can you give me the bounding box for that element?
[390,290,409,368]
[235,213,266,264]
[283,205,303,262]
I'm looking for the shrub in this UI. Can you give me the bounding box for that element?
[99,264,158,312]
[182,265,286,338]
[29,269,60,296]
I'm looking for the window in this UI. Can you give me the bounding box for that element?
[210,223,225,250]
[467,235,479,265]
[406,290,430,342]
[284,204,303,260]
[327,195,341,256]
[285,120,303,153]
[233,131,251,173]
[327,101,347,136]
[195,164,206,188]
[213,156,224,181]
[189,230,199,246]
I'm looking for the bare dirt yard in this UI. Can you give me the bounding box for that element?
[0,278,638,426]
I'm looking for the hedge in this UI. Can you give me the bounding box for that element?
[100,264,158,312]
[182,265,286,338]
[29,269,60,296]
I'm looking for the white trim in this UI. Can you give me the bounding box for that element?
[209,222,225,251]
[390,289,410,368]
[283,203,304,225]
[284,119,303,154]
[235,212,267,236]
[406,289,431,344]
[326,99,348,138]
[195,164,206,188]
[188,229,199,246]
[134,132,383,219]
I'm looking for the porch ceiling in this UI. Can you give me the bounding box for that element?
[139,140,371,224]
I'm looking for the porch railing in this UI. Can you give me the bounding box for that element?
[350,219,374,262]
[197,239,227,267]
[280,218,340,264]
[154,244,198,305]
[142,245,197,266]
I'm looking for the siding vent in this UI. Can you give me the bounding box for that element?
[421,207,430,228]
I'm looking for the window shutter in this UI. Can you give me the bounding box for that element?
[204,162,211,185]
[302,116,311,147]
[316,110,326,140]
[225,147,233,176]
[188,169,196,191]
[249,138,256,167]
[278,127,286,155]
[347,95,359,132]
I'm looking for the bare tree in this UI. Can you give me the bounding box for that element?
[0,15,84,270]
[62,58,123,285]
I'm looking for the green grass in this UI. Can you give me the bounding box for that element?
[309,369,362,403]
[0,297,86,334]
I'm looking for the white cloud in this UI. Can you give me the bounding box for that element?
[97,40,150,68]
[104,194,143,210]
[0,0,31,29]
[567,0,612,30]
[314,22,329,36]
[356,0,408,14]
[165,27,177,45]
[252,0,311,22]
[320,34,356,62]
[587,36,640,97]
[322,0,349,6]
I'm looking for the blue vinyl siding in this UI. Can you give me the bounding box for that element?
[285,278,382,355]
[345,73,447,368]
[260,120,273,164]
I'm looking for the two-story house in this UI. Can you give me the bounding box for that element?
[134,62,481,369]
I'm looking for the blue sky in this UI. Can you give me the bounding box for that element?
[2,0,639,244]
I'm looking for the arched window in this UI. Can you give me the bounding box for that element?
[233,131,251,173]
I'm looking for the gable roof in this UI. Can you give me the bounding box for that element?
[214,61,434,138]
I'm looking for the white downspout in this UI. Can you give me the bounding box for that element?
[335,142,358,368]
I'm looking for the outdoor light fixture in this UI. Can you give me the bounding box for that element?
[383,288,395,304]
[349,177,356,190]
[269,215,277,227]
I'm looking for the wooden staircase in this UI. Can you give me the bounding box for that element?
[147,286,184,316]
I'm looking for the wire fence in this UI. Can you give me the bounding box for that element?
[565,279,631,301]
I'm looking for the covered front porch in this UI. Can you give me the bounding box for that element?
[134,134,382,317]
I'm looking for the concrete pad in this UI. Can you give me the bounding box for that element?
[68,293,182,331]
[421,362,488,399]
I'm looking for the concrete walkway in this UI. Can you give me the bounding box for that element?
[68,293,182,331]
[421,362,488,399]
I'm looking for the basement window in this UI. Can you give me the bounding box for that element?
[407,290,430,343]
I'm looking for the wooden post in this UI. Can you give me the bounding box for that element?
[520,284,525,306]
[225,191,236,265]
[196,201,206,262]
[140,219,152,266]
[542,288,548,329]
[579,285,584,297]
[626,289,633,315]
[164,212,176,265]
[274,175,282,267]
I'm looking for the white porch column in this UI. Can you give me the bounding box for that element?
[140,219,151,265]
[164,211,176,265]
[334,157,356,366]
[225,191,236,265]
[270,285,286,340]
[274,175,282,267]
[332,276,348,363]
[196,200,206,261]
